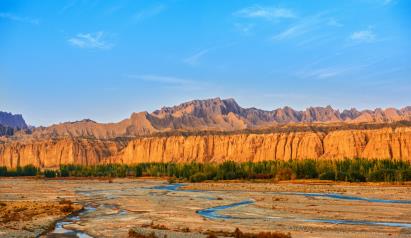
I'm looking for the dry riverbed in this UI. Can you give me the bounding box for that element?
[0,199,82,237]
[1,178,411,238]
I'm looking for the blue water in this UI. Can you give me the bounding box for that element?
[149,183,186,191]
[151,184,411,204]
[196,200,411,228]
[302,218,411,228]
[49,205,96,238]
[196,200,255,219]
[148,183,411,228]
[273,192,411,204]
[149,183,215,200]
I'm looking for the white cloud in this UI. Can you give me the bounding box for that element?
[59,0,77,14]
[298,67,345,79]
[296,33,335,47]
[272,25,304,40]
[350,30,376,43]
[126,74,205,91]
[127,74,193,85]
[0,12,39,25]
[134,4,166,21]
[68,32,113,49]
[234,6,295,19]
[234,23,254,34]
[327,18,343,27]
[183,49,212,66]
[271,13,325,41]
[263,93,310,99]
[297,60,380,80]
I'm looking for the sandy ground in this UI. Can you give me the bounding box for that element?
[0,199,82,238]
[0,178,411,238]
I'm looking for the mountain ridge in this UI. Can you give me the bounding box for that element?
[2,99,411,168]
[0,111,28,129]
[3,98,411,140]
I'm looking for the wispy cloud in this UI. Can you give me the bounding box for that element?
[68,31,113,49]
[271,13,325,41]
[383,0,394,5]
[0,12,39,25]
[183,48,212,66]
[297,60,380,80]
[350,29,376,43]
[234,23,254,34]
[272,25,306,40]
[234,6,296,20]
[263,92,308,99]
[125,74,207,91]
[296,33,335,47]
[298,67,347,79]
[133,4,166,21]
[127,74,193,85]
[327,18,343,27]
[59,0,77,14]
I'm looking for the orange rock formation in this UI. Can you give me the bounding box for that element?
[1,127,410,169]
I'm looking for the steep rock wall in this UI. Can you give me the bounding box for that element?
[1,127,410,168]
[0,139,124,168]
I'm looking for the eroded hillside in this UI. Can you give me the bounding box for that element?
[1,126,410,168]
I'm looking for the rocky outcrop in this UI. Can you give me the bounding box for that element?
[0,125,14,137]
[0,112,27,129]
[0,138,126,169]
[1,127,411,168]
[27,98,411,139]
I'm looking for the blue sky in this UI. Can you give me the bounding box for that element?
[1,0,410,126]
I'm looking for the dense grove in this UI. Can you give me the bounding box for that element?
[1,159,411,182]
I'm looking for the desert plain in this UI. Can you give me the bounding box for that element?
[1,178,411,238]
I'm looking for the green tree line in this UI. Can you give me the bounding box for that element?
[1,159,411,182]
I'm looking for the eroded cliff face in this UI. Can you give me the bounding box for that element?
[1,127,411,168]
[0,139,125,169]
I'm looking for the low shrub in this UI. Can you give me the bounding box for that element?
[0,166,6,176]
[367,169,396,182]
[274,168,296,181]
[189,172,208,182]
[44,170,57,178]
[319,171,335,180]
[348,171,366,182]
[233,228,292,238]
[128,230,158,238]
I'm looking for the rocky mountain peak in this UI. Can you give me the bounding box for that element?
[0,112,28,129]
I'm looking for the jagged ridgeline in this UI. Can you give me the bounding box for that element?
[1,98,411,169]
[21,98,411,139]
[0,111,29,136]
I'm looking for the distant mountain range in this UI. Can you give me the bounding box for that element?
[0,112,28,136]
[0,112,27,129]
[20,98,411,139]
[2,99,411,168]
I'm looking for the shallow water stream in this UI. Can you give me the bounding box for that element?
[45,182,411,237]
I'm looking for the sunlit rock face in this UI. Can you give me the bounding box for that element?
[1,127,411,168]
[0,138,125,168]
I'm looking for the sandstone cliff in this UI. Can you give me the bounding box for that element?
[1,127,410,168]
[0,138,125,168]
